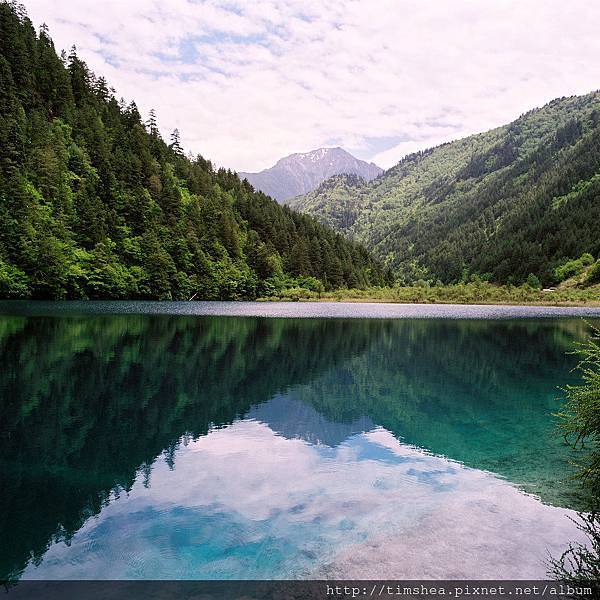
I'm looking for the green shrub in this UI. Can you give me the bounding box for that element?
[550,327,600,588]
[295,276,325,294]
[587,260,600,285]
[0,260,30,298]
[526,273,542,289]
[557,326,600,494]
[549,512,600,595]
[555,253,596,282]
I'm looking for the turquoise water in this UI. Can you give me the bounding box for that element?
[1,302,599,580]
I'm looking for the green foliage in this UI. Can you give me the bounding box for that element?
[552,171,600,210]
[295,94,600,287]
[555,253,595,283]
[260,273,326,299]
[259,282,600,305]
[548,512,600,597]
[286,173,366,231]
[550,328,600,591]
[557,327,600,496]
[295,275,325,294]
[0,2,387,300]
[526,273,542,289]
[0,258,29,297]
[587,260,600,285]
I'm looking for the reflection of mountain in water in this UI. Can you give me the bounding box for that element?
[0,311,595,579]
[291,320,592,509]
[249,394,375,447]
[0,315,379,580]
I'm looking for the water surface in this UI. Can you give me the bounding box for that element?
[2,299,600,319]
[1,302,598,580]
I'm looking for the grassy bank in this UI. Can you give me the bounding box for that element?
[259,281,600,306]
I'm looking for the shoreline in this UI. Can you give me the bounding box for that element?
[258,296,600,307]
[257,282,600,307]
[0,297,599,307]
[2,299,600,320]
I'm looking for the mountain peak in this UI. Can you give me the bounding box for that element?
[239,147,382,202]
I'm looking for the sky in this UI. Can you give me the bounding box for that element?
[23,0,600,171]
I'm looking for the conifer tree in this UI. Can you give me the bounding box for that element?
[170,128,182,154]
[0,1,387,300]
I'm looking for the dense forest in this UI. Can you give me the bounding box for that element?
[0,1,388,300]
[294,93,600,286]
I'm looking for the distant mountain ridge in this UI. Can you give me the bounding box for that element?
[292,92,600,286]
[239,147,383,203]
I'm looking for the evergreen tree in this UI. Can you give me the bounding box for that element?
[0,1,386,300]
[169,128,182,154]
[146,109,158,137]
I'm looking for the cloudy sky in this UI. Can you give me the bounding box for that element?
[23,0,600,171]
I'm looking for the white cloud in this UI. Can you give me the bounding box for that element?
[22,0,600,170]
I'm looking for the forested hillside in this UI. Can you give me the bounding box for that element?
[0,2,388,300]
[295,93,600,286]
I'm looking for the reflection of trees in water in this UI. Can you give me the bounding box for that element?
[0,315,593,579]
[0,315,380,579]
[293,319,593,508]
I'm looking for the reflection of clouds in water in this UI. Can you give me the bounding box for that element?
[23,421,585,580]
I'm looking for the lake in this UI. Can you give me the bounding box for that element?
[2,301,600,580]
